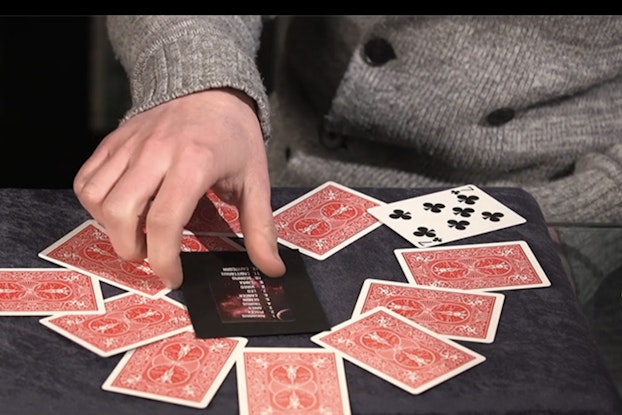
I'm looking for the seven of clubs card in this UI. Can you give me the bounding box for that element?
[367,184,526,248]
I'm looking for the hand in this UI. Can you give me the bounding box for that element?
[74,88,286,288]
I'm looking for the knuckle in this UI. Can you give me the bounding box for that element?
[100,199,123,221]
[108,234,145,263]
[145,208,169,231]
[75,182,105,207]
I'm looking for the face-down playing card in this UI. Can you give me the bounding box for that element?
[102,329,247,409]
[272,181,385,260]
[39,292,192,357]
[237,347,351,415]
[311,307,486,395]
[0,268,105,316]
[180,247,330,338]
[367,184,526,248]
[184,189,243,237]
[352,279,505,343]
[39,219,243,299]
[394,240,551,291]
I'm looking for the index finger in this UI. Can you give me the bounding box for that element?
[144,165,210,289]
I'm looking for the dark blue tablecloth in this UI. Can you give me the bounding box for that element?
[1,187,621,414]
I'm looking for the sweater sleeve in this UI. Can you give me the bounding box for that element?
[524,143,622,224]
[106,15,272,141]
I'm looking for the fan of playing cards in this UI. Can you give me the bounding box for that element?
[0,182,551,413]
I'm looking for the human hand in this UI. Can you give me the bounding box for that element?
[74,88,286,289]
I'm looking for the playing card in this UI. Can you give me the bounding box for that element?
[0,268,105,316]
[311,307,486,395]
[180,248,330,338]
[39,220,244,299]
[237,347,351,415]
[394,240,551,291]
[273,181,385,260]
[180,232,245,253]
[367,184,526,248]
[352,279,505,343]
[102,329,247,408]
[39,292,192,357]
[184,190,243,237]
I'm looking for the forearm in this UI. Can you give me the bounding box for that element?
[106,15,271,140]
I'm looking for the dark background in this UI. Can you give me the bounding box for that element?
[0,16,129,189]
[0,15,276,190]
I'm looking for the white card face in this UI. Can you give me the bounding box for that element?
[273,181,386,260]
[394,240,551,291]
[367,184,526,248]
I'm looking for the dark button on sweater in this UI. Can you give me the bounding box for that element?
[363,38,396,66]
[319,130,346,149]
[486,107,515,126]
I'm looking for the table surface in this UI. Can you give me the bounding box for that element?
[549,223,622,398]
[1,187,621,415]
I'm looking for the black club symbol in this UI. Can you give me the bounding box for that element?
[482,211,504,222]
[423,202,445,213]
[448,219,470,230]
[413,227,437,237]
[457,195,479,205]
[452,207,474,217]
[389,209,411,220]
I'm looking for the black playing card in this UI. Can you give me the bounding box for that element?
[180,247,330,338]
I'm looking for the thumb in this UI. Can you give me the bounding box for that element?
[236,187,286,278]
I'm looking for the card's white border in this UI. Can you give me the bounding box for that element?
[352,278,505,343]
[0,268,106,316]
[38,219,170,299]
[272,181,386,260]
[237,347,351,415]
[102,328,247,409]
[394,240,551,291]
[39,291,192,357]
[311,307,486,395]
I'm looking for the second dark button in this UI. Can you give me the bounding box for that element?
[319,130,346,149]
[485,107,515,126]
[363,37,396,66]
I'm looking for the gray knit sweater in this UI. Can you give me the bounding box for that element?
[107,15,622,224]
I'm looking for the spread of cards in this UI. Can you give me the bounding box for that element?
[0,182,552,414]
